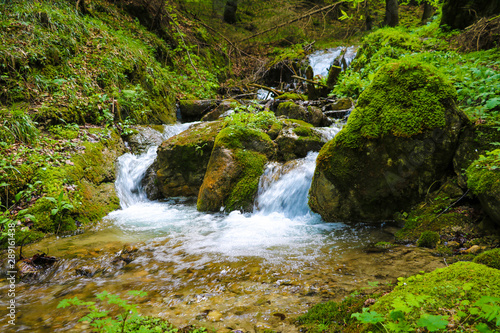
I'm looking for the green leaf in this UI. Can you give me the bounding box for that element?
[352,308,384,324]
[51,208,58,216]
[416,314,448,332]
[476,323,494,333]
[390,310,405,321]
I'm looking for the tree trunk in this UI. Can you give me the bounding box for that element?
[223,0,238,24]
[421,1,435,23]
[383,0,399,27]
[364,0,373,30]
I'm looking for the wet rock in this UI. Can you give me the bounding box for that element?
[75,265,104,277]
[275,122,323,161]
[179,100,218,122]
[155,121,223,198]
[16,253,57,280]
[125,126,164,154]
[309,60,468,222]
[141,162,162,200]
[275,101,331,127]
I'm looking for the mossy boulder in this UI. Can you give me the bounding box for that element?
[466,150,500,225]
[275,121,324,161]
[275,102,331,127]
[197,123,276,212]
[369,262,500,330]
[309,60,468,222]
[155,121,223,198]
[473,248,500,269]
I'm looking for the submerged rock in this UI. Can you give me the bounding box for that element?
[309,59,468,222]
[155,121,223,198]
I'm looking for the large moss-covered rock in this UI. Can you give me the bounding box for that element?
[309,60,468,222]
[370,262,500,328]
[197,120,276,212]
[155,121,223,198]
[466,150,500,225]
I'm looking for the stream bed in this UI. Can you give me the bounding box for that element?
[0,123,445,333]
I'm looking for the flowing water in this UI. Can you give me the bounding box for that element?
[0,123,445,333]
[308,46,357,77]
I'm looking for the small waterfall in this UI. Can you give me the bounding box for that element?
[114,122,196,208]
[308,46,357,77]
[254,151,319,218]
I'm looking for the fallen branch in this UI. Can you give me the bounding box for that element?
[238,2,344,43]
[292,75,328,88]
[249,84,284,96]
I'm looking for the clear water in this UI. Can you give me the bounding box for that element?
[0,123,445,333]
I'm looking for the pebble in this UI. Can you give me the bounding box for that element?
[207,310,223,322]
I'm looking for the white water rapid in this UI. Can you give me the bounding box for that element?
[107,124,348,262]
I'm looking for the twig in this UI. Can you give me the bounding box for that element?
[291,75,328,88]
[238,2,344,43]
[248,84,284,96]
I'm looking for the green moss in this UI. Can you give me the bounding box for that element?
[297,294,376,333]
[225,150,267,212]
[466,149,500,195]
[371,262,500,322]
[416,231,440,248]
[473,248,500,269]
[334,59,457,149]
[285,119,313,127]
[275,93,307,101]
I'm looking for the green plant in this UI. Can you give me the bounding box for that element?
[57,290,205,333]
[45,190,74,234]
[0,108,40,144]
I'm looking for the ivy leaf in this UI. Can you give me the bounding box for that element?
[416,314,449,332]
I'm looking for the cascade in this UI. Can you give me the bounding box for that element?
[308,46,357,77]
[114,122,195,208]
